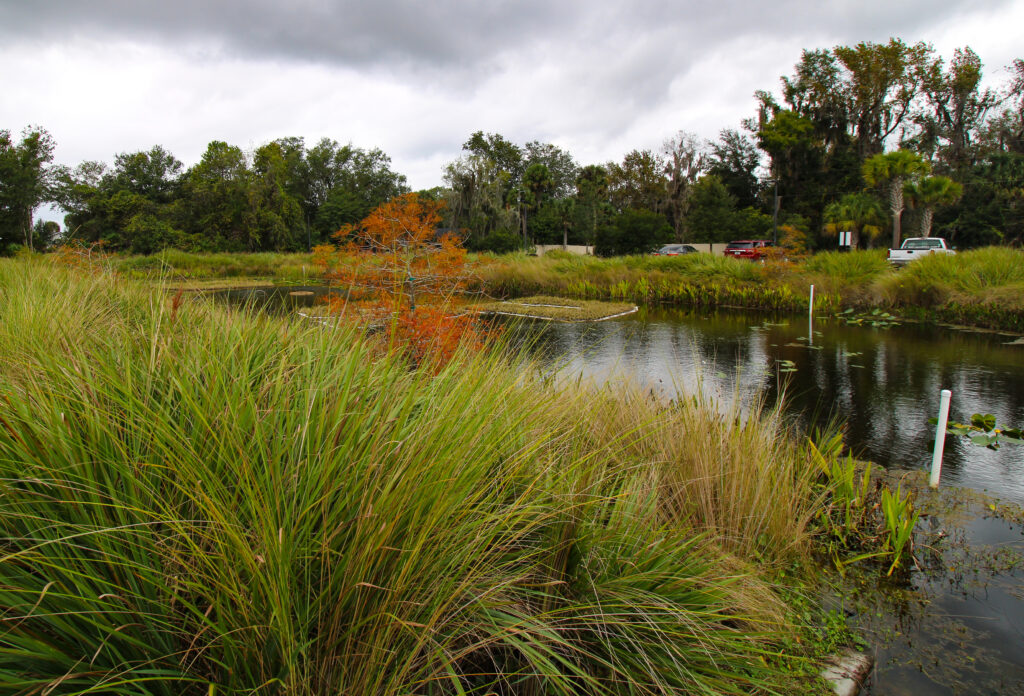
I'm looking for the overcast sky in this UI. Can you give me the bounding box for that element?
[2,0,1022,199]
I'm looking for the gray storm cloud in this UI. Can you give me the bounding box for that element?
[1,0,1012,73]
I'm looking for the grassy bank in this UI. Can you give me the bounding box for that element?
[106,246,1024,332]
[0,259,845,694]
[476,248,1024,331]
[113,248,317,283]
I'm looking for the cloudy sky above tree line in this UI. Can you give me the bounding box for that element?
[2,0,1022,195]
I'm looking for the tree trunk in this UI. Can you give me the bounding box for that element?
[521,204,528,247]
[890,179,904,249]
[920,208,934,238]
[24,208,34,252]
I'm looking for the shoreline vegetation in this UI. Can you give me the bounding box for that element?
[111,246,1024,333]
[0,255,918,694]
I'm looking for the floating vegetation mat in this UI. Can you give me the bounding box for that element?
[474,295,638,322]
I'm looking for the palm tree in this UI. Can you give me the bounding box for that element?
[823,193,885,249]
[862,150,930,248]
[904,176,964,238]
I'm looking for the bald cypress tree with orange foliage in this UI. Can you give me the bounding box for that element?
[314,192,484,365]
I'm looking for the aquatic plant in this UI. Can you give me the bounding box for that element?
[933,412,1024,450]
[881,485,920,576]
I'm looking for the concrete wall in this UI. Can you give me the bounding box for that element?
[533,243,730,256]
[690,243,729,256]
[535,244,594,256]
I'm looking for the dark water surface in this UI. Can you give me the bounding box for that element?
[526,307,1024,695]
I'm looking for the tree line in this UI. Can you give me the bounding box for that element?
[2,38,1022,256]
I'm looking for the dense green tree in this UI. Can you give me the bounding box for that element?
[823,193,885,249]
[781,49,851,151]
[912,47,998,170]
[595,209,671,256]
[904,175,964,238]
[573,164,612,246]
[834,39,932,159]
[53,160,107,244]
[462,131,523,186]
[937,152,1024,246]
[761,39,934,244]
[862,150,930,247]
[54,146,185,253]
[521,162,555,243]
[732,207,774,240]
[708,129,762,210]
[299,138,408,245]
[315,188,366,239]
[447,132,528,250]
[443,153,518,250]
[523,141,577,197]
[531,197,577,247]
[181,141,252,250]
[978,59,1024,154]
[686,175,737,243]
[109,145,182,203]
[250,141,305,250]
[661,131,707,241]
[0,126,58,252]
[758,110,826,227]
[606,150,667,214]
[30,219,61,249]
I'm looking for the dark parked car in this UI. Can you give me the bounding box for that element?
[653,244,698,256]
[724,240,772,260]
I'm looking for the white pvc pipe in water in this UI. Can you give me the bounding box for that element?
[930,389,953,488]
[809,285,815,344]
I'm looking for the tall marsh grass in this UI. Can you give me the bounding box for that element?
[476,253,824,313]
[106,246,1024,331]
[873,247,1024,330]
[0,260,830,694]
[112,249,315,282]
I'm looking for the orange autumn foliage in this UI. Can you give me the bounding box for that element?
[314,193,486,366]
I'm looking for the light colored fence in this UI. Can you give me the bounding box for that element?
[693,243,729,256]
[533,243,731,256]
[534,244,594,256]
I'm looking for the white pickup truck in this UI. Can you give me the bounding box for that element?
[888,237,956,267]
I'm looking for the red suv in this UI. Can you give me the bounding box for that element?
[724,240,772,260]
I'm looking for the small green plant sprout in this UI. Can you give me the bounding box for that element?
[929,413,1024,450]
[881,484,920,576]
[835,307,900,328]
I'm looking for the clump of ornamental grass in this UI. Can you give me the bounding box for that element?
[896,245,1024,294]
[0,259,828,695]
[803,249,890,291]
[579,383,823,563]
[871,247,1024,322]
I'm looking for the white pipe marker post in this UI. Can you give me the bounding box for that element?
[930,389,953,488]
[808,285,815,344]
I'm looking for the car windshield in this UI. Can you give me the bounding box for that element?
[727,242,753,249]
[658,245,682,253]
[903,239,943,250]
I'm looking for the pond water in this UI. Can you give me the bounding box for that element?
[525,307,1024,695]
[527,307,1024,505]
[217,287,1024,694]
